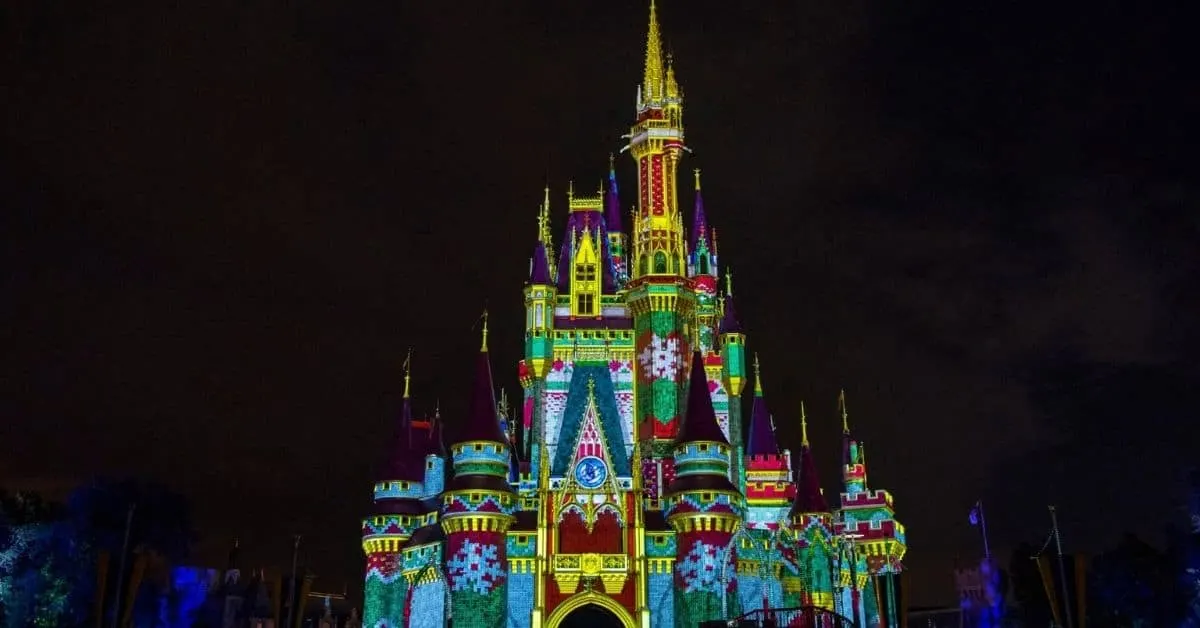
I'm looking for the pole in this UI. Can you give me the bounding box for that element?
[110,503,135,628]
[285,534,301,628]
[977,501,991,560]
[1049,506,1073,628]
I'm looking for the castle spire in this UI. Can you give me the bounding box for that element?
[840,388,850,434]
[719,269,742,334]
[605,153,623,233]
[643,0,664,103]
[402,348,412,399]
[460,311,506,443]
[677,351,730,446]
[480,308,489,352]
[790,402,830,516]
[801,400,809,447]
[745,354,779,456]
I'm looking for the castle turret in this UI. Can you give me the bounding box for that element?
[666,351,744,625]
[787,404,837,612]
[836,392,905,628]
[363,352,429,627]
[718,273,748,486]
[737,358,794,615]
[743,357,794,527]
[440,315,516,627]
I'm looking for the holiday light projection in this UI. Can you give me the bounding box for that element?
[359,2,907,627]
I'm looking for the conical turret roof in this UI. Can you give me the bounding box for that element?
[457,316,507,444]
[676,351,729,445]
[745,356,779,456]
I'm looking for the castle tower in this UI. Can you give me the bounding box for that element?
[665,351,744,626]
[363,354,432,627]
[836,392,906,627]
[718,278,748,486]
[606,154,629,286]
[788,404,837,613]
[737,357,795,615]
[627,2,695,501]
[440,318,517,628]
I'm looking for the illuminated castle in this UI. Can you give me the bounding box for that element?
[360,3,906,627]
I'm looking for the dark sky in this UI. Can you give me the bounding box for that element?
[2,0,1195,607]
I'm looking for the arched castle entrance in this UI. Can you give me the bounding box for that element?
[544,591,636,628]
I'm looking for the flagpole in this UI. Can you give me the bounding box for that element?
[1049,506,1074,628]
[978,500,991,560]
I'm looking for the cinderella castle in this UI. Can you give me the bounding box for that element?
[360,3,907,627]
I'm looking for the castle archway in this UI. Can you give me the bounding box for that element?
[544,591,636,628]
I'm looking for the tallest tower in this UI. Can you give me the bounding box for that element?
[629,0,686,279]
[627,1,694,509]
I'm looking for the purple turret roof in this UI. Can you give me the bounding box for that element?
[529,241,552,285]
[458,327,507,444]
[790,442,830,515]
[676,351,729,445]
[605,157,623,234]
[385,393,424,481]
[745,371,779,456]
[719,293,742,334]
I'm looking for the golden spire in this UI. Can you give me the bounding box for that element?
[725,267,734,296]
[693,168,701,191]
[609,152,615,173]
[839,388,849,434]
[801,401,809,447]
[711,227,719,255]
[402,348,412,399]
[665,52,679,99]
[753,352,763,394]
[643,0,664,102]
[567,180,575,202]
[480,309,489,352]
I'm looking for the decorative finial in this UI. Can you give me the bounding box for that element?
[609,152,615,173]
[643,0,664,102]
[839,388,849,433]
[753,353,763,394]
[567,180,575,201]
[480,309,489,352]
[694,168,701,191]
[402,348,413,398]
[712,227,719,255]
[543,185,551,212]
[725,267,734,296]
[801,401,809,447]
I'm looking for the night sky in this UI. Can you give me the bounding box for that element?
[3,0,1195,607]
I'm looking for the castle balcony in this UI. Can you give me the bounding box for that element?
[551,553,629,595]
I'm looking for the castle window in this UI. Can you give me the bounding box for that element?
[699,256,709,275]
[653,252,667,274]
[575,264,596,282]
[577,294,595,315]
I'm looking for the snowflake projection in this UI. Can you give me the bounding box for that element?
[637,333,680,382]
[446,541,504,595]
[675,540,732,594]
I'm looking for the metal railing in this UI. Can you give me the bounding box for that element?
[730,606,855,628]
